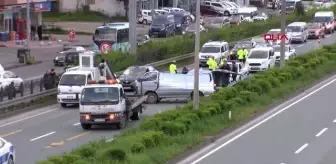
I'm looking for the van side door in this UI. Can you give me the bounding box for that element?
[138,72,159,95]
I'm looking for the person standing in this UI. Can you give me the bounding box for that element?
[43,70,52,90]
[50,68,57,88]
[182,66,189,74]
[243,48,248,64]
[231,61,238,82]
[169,60,177,74]
[37,25,42,41]
[237,48,245,63]
[220,60,231,86]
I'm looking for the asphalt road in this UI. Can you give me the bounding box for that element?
[177,39,336,164]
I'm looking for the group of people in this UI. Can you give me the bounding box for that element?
[43,69,58,90]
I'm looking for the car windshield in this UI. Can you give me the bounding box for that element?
[249,51,269,59]
[287,26,301,32]
[152,17,166,25]
[200,46,220,53]
[81,87,119,103]
[313,16,333,23]
[307,23,320,29]
[286,1,295,6]
[59,74,86,86]
[94,28,117,41]
[234,42,251,49]
[123,67,147,75]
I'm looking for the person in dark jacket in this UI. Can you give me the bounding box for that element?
[50,68,57,88]
[182,66,189,74]
[220,60,231,86]
[43,70,53,90]
[37,25,42,41]
[231,61,238,82]
[6,82,16,99]
[31,25,36,40]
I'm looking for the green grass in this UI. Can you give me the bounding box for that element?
[43,11,127,22]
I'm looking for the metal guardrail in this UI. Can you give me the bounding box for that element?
[0,36,255,111]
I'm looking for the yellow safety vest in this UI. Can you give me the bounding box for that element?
[212,60,218,69]
[237,50,244,60]
[243,49,248,58]
[169,64,177,74]
[220,58,226,65]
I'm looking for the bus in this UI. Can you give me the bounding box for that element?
[93,22,130,54]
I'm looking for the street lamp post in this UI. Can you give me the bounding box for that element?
[193,0,200,110]
[280,0,286,68]
[26,0,31,49]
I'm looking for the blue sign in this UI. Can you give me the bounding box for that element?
[34,2,51,12]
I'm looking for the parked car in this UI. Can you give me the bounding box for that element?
[183,23,206,35]
[208,17,230,28]
[0,71,23,91]
[53,56,65,66]
[230,40,255,56]
[200,2,224,16]
[229,14,244,25]
[168,12,192,34]
[0,137,15,164]
[148,15,176,37]
[307,23,325,39]
[137,9,154,24]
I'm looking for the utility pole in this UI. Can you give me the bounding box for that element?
[193,0,200,110]
[26,0,31,49]
[280,0,286,68]
[150,0,155,17]
[129,0,137,54]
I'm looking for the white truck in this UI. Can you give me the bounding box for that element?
[57,51,116,107]
[79,80,147,130]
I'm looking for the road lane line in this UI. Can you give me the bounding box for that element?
[315,128,328,137]
[66,132,91,141]
[0,130,22,137]
[295,143,309,154]
[189,77,336,164]
[0,108,58,128]
[73,122,80,126]
[30,131,55,141]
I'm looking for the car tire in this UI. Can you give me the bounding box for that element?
[190,91,204,99]
[81,123,92,130]
[224,11,230,16]
[142,19,148,25]
[117,114,127,129]
[145,92,158,104]
[61,103,67,108]
[130,111,140,120]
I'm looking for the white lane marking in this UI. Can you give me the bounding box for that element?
[315,128,328,137]
[0,108,58,128]
[295,143,309,154]
[30,131,55,141]
[190,78,336,164]
[297,44,303,47]
[73,122,80,126]
[333,119,336,123]
[308,41,312,44]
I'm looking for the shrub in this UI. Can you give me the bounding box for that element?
[73,160,91,164]
[141,131,165,148]
[131,143,145,153]
[161,121,187,135]
[76,145,96,157]
[46,156,63,164]
[62,154,80,164]
[103,148,126,161]
[196,108,212,119]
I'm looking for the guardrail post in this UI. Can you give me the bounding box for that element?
[0,87,3,101]
[20,82,24,97]
[30,80,34,94]
[40,78,43,92]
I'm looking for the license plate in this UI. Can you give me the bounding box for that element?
[67,96,75,99]
[123,87,131,89]
[94,119,105,122]
[251,67,259,70]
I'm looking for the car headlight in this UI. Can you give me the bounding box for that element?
[55,56,59,60]
[58,88,61,93]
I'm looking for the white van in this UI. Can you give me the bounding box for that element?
[138,9,153,24]
[313,11,335,33]
[286,22,308,43]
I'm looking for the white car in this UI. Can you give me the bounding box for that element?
[59,46,86,54]
[0,71,23,91]
[0,137,15,164]
[199,40,230,66]
[273,45,296,62]
[137,9,153,24]
[247,47,276,72]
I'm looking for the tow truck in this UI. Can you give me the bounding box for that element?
[79,76,146,130]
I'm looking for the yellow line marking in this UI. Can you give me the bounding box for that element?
[66,132,91,141]
[0,130,22,137]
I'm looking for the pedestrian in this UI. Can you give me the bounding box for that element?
[182,66,189,74]
[243,48,248,64]
[237,48,245,63]
[6,82,16,100]
[207,56,218,71]
[31,25,36,40]
[43,70,52,90]
[50,68,57,88]
[37,25,42,41]
[169,60,177,74]
[231,61,238,82]
[219,60,231,86]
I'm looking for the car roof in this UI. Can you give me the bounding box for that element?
[269,29,281,32]
[85,84,122,88]
[288,22,306,26]
[203,41,228,46]
[251,47,273,51]
[63,71,92,75]
[315,11,334,17]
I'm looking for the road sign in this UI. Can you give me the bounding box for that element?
[99,42,112,54]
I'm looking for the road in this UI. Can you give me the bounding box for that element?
[177,41,336,164]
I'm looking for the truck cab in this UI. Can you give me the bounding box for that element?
[79,80,146,130]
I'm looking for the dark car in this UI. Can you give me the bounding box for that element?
[53,56,65,66]
[119,66,157,92]
[149,15,175,37]
[200,3,223,16]
[230,41,254,56]
[168,12,192,34]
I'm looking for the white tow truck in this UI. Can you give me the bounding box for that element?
[57,51,116,107]
[79,77,146,130]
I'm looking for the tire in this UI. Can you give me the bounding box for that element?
[142,19,148,25]
[130,111,140,120]
[224,11,230,16]
[117,114,127,129]
[8,156,14,164]
[190,91,204,99]
[81,123,92,130]
[145,92,158,104]
[61,103,67,108]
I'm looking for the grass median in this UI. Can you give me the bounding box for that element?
[36,44,336,164]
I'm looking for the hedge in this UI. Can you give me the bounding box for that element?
[103,5,336,72]
[37,43,336,163]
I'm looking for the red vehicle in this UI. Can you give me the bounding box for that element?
[307,23,325,39]
[229,15,243,25]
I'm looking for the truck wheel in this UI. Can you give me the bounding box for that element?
[81,123,92,130]
[145,92,158,104]
[61,103,67,108]
[117,115,127,129]
[130,111,140,120]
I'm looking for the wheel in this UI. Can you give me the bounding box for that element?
[130,111,140,120]
[117,114,127,129]
[142,19,148,25]
[145,92,158,104]
[7,156,14,164]
[61,103,67,108]
[81,123,92,130]
[224,11,230,16]
[190,91,204,99]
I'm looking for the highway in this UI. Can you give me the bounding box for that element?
[1,27,336,164]
[177,40,336,164]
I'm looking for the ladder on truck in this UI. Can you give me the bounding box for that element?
[65,51,117,81]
